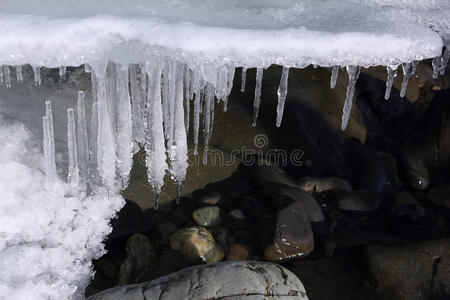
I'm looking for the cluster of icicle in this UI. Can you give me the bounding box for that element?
[0,49,448,208]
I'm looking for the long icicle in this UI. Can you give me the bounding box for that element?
[411,61,419,75]
[16,65,23,82]
[77,91,89,185]
[330,66,339,89]
[3,66,11,88]
[34,66,41,86]
[203,83,214,165]
[193,90,202,155]
[184,65,191,134]
[400,62,412,97]
[129,64,146,145]
[432,56,441,78]
[276,67,290,127]
[45,101,57,183]
[89,70,99,181]
[241,67,247,92]
[67,108,80,187]
[384,66,397,100]
[145,59,168,209]
[341,66,360,131]
[252,68,263,127]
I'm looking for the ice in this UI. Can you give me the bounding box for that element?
[193,90,202,155]
[276,67,290,127]
[0,66,3,84]
[203,83,215,165]
[59,66,66,78]
[241,67,247,92]
[2,66,11,88]
[144,59,168,199]
[432,56,441,79]
[440,48,450,75]
[400,62,412,97]
[129,64,146,145]
[76,91,89,186]
[33,66,41,86]
[67,108,79,187]
[384,66,397,100]
[15,65,23,82]
[252,68,263,127]
[411,60,418,75]
[184,65,191,133]
[341,65,360,131]
[43,101,57,185]
[330,66,339,89]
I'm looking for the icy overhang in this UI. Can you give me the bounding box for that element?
[0,0,448,69]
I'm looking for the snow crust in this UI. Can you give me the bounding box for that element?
[0,0,447,69]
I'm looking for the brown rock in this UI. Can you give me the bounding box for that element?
[226,244,250,261]
[264,201,314,262]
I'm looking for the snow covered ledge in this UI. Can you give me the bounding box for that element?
[0,0,449,299]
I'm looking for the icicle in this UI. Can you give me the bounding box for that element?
[203,83,214,165]
[440,48,450,76]
[145,59,168,198]
[89,71,99,179]
[330,66,339,89]
[34,66,41,86]
[400,62,412,97]
[67,108,80,187]
[0,66,3,84]
[341,66,360,131]
[77,91,89,185]
[193,90,202,155]
[216,66,228,100]
[161,63,171,140]
[2,66,11,88]
[241,67,247,92]
[59,66,66,78]
[84,63,91,74]
[252,68,263,127]
[93,63,117,188]
[223,66,235,112]
[184,65,191,134]
[411,61,419,75]
[384,66,397,100]
[166,61,177,157]
[276,67,289,127]
[129,64,146,145]
[432,56,441,78]
[168,62,188,187]
[16,65,23,82]
[114,64,133,189]
[43,101,57,185]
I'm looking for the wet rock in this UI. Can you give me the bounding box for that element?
[197,191,221,205]
[170,226,224,264]
[357,151,401,195]
[142,250,190,282]
[336,190,382,213]
[157,222,179,244]
[365,240,450,300]
[192,206,221,227]
[264,201,314,262]
[229,209,245,220]
[118,234,156,285]
[427,185,450,209]
[253,164,297,188]
[297,176,351,194]
[273,186,325,222]
[168,197,197,227]
[87,261,308,300]
[402,152,430,190]
[390,191,425,220]
[226,244,250,261]
[107,200,154,248]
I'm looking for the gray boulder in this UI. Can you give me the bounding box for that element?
[87,261,308,300]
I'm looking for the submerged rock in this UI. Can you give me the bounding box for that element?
[170,226,224,264]
[192,206,221,227]
[336,190,382,212]
[297,176,351,194]
[264,201,314,262]
[88,261,308,300]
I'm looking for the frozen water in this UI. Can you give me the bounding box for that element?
[400,62,412,97]
[384,66,397,100]
[252,68,263,127]
[276,67,289,127]
[330,66,339,89]
[341,66,360,131]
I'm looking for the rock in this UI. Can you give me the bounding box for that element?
[226,244,250,261]
[253,164,297,188]
[192,206,221,227]
[118,234,156,285]
[107,200,154,248]
[390,191,425,220]
[229,209,245,220]
[168,197,197,227]
[170,226,224,264]
[196,191,221,205]
[157,222,179,244]
[264,201,315,262]
[365,240,450,300]
[427,184,450,209]
[87,261,308,300]
[94,258,117,281]
[141,250,190,282]
[357,151,401,195]
[336,190,382,212]
[273,186,325,222]
[297,176,351,194]
[401,152,430,190]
